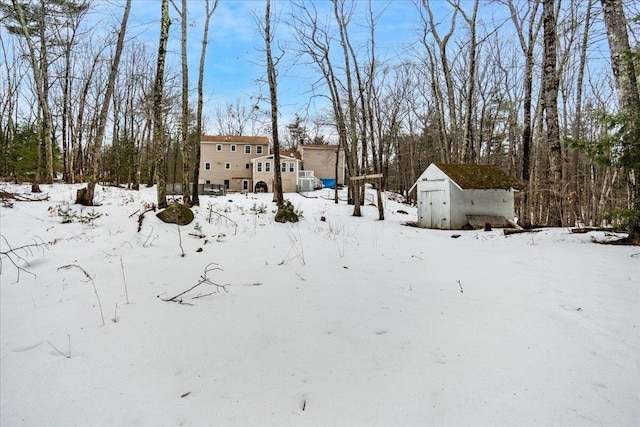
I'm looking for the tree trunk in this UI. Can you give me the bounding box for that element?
[543,0,563,226]
[265,0,284,208]
[76,0,131,205]
[192,0,218,207]
[178,0,191,206]
[333,0,361,217]
[601,0,640,211]
[153,0,171,209]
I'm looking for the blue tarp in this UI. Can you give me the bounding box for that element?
[320,178,336,189]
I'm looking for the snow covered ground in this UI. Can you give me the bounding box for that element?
[1,183,638,426]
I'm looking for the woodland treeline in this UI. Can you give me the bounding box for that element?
[0,0,638,229]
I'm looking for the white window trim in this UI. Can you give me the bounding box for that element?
[244,145,251,154]
[257,162,262,172]
[225,162,231,170]
[216,144,222,152]
[205,162,211,171]
[265,162,271,172]
[256,146,263,154]
[289,162,294,173]
[281,162,287,172]
[231,144,237,152]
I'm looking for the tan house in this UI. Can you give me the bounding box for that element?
[296,143,345,188]
[198,135,345,193]
[199,135,270,192]
[251,154,301,193]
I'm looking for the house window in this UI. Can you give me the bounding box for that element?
[205,162,211,171]
[225,162,231,170]
[281,162,287,172]
[244,145,251,154]
[246,163,250,169]
[265,162,271,172]
[242,180,249,191]
[289,163,294,173]
[257,162,262,172]
[216,144,222,152]
[231,145,237,152]
[205,180,211,184]
[256,146,263,154]
[224,179,230,189]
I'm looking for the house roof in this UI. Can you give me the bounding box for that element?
[280,150,300,158]
[435,163,523,190]
[250,154,301,162]
[299,143,339,150]
[201,135,269,144]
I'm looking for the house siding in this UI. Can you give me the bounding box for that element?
[199,136,269,191]
[297,144,345,185]
[252,155,300,193]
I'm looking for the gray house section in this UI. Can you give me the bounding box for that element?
[411,163,522,230]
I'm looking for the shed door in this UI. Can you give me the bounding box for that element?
[419,190,446,229]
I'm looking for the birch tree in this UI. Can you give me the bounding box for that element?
[600,0,640,211]
[153,0,171,209]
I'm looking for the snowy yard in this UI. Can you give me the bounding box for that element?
[1,183,638,426]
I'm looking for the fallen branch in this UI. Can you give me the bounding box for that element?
[0,189,49,202]
[137,205,156,232]
[161,262,229,305]
[503,228,541,236]
[0,235,50,283]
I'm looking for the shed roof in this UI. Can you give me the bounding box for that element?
[435,163,522,190]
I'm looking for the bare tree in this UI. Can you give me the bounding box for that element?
[6,0,57,186]
[192,0,218,207]
[169,0,192,205]
[543,0,563,225]
[153,0,171,209]
[418,0,459,163]
[214,99,262,136]
[76,0,130,205]
[262,0,284,208]
[600,0,640,211]
[505,0,541,225]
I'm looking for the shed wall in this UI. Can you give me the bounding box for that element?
[416,179,451,229]
[414,163,517,230]
[449,184,468,229]
[464,189,514,218]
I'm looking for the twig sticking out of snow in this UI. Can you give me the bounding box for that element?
[162,262,229,305]
[47,334,71,358]
[120,256,130,304]
[57,262,105,325]
[457,280,464,293]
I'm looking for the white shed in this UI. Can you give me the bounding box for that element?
[411,163,522,230]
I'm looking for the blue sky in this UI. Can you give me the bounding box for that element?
[90,0,436,134]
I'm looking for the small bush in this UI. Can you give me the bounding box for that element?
[610,208,640,242]
[275,200,300,223]
[250,202,268,215]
